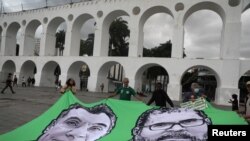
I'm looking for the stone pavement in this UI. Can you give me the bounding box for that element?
[0,84,232,135]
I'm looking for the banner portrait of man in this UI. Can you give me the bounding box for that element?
[132,108,212,141]
[37,103,117,141]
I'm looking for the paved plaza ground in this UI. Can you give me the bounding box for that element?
[0,83,233,135]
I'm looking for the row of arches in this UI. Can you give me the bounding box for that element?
[1,59,249,102]
[0,1,250,58]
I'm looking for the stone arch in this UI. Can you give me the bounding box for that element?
[5,22,21,56]
[183,1,226,25]
[134,63,169,92]
[97,61,125,92]
[19,60,37,85]
[23,19,42,56]
[243,1,250,13]
[139,6,174,57]
[180,65,220,102]
[71,14,95,56]
[45,17,67,56]
[183,2,224,59]
[40,61,60,87]
[0,60,16,82]
[67,61,90,90]
[100,10,129,56]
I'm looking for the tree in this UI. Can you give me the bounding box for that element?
[109,17,130,56]
[79,34,94,56]
[55,30,65,48]
[143,40,172,57]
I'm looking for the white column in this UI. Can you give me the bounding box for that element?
[93,20,106,56]
[168,70,182,101]
[220,21,241,59]
[88,74,98,92]
[0,28,7,56]
[214,59,240,105]
[215,87,239,106]
[35,72,42,86]
[172,21,184,58]
[39,24,47,56]
[59,72,67,87]
[64,23,72,56]
[220,7,241,59]
[128,16,141,57]
[18,27,25,56]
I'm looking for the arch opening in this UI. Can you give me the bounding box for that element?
[181,66,218,102]
[71,14,95,56]
[139,6,173,58]
[184,10,222,59]
[238,71,250,104]
[97,62,125,92]
[67,61,90,91]
[24,20,42,56]
[5,22,21,56]
[40,61,60,87]
[0,60,16,83]
[101,10,130,56]
[135,64,169,93]
[45,17,67,56]
[19,60,37,86]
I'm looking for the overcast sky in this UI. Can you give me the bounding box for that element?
[1,0,250,59]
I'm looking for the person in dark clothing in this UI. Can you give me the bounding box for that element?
[1,73,15,94]
[13,75,18,87]
[228,94,239,111]
[147,82,174,107]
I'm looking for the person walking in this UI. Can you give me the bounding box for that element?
[13,75,18,87]
[1,73,15,94]
[147,82,174,107]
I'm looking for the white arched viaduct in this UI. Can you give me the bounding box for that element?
[1,0,250,105]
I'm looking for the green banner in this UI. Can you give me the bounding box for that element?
[0,91,247,141]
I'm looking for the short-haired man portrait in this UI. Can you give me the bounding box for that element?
[38,104,117,141]
[132,108,212,141]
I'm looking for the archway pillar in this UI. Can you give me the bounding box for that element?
[215,87,239,106]
[168,71,182,101]
[128,17,141,57]
[88,74,98,92]
[172,21,184,58]
[35,72,42,86]
[215,60,240,105]
[93,20,105,56]
[0,28,7,56]
[39,24,48,56]
[59,72,67,88]
[64,23,73,56]
[220,8,241,59]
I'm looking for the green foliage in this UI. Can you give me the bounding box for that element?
[109,17,130,56]
[79,34,94,56]
[55,30,65,49]
[143,40,172,57]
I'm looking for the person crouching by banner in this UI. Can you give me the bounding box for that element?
[60,78,77,94]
